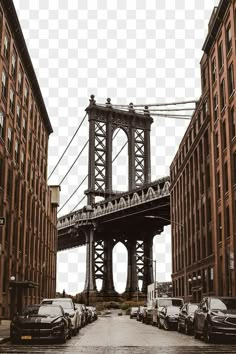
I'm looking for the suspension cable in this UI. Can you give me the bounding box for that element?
[57,175,88,214]
[135,108,195,112]
[47,112,87,181]
[150,113,192,120]
[98,99,198,108]
[70,195,86,213]
[112,141,128,162]
[59,140,89,185]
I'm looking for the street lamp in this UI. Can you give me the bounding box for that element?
[145,215,187,301]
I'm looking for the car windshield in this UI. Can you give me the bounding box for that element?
[189,304,198,313]
[159,299,183,307]
[22,306,39,315]
[43,300,73,310]
[38,306,62,317]
[167,306,179,314]
[210,298,236,311]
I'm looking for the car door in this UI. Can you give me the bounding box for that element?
[159,307,166,327]
[179,305,186,329]
[198,298,207,333]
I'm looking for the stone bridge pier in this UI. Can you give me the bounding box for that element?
[82,224,159,303]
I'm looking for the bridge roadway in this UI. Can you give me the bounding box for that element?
[58,176,171,251]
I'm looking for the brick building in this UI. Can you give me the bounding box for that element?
[170,0,236,302]
[0,0,59,318]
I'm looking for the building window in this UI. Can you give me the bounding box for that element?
[3,33,9,60]
[211,58,216,84]
[233,151,236,184]
[21,151,25,172]
[218,212,222,242]
[225,206,230,238]
[215,131,219,159]
[217,171,221,199]
[11,52,16,79]
[22,117,27,138]
[24,84,29,107]
[218,41,224,70]
[224,161,228,192]
[18,71,23,94]
[202,67,206,89]
[228,63,234,96]
[0,112,4,139]
[0,155,4,188]
[226,23,232,53]
[213,94,218,121]
[203,100,208,120]
[9,88,14,114]
[222,121,227,150]
[15,140,19,163]
[209,267,214,292]
[7,127,12,152]
[16,105,21,127]
[1,70,7,99]
[220,79,226,111]
[230,107,236,138]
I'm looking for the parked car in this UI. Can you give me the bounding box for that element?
[74,303,86,328]
[87,306,97,321]
[194,296,236,343]
[178,303,198,334]
[41,298,79,335]
[130,307,138,319]
[152,297,184,327]
[136,306,146,322]
[142,306,152,324]
[158,305,179,330]
[10,304,72,343]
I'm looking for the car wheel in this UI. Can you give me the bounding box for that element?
[184,321,189,335]
[72,328,77,336]
[158,320,162,329]
[68,326,72,340]
[204,324,214,343]
[163,319,169,330]
[60,327,67,344]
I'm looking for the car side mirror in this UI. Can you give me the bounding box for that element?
[64,312,69,317]
[202,305,207,313]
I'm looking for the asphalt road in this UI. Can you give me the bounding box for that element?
[1,311,236,353]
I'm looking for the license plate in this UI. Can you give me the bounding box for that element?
[21,336,32,340]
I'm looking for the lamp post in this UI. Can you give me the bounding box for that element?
[145,215,187,301]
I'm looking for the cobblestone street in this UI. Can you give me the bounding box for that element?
[1,313,236,353]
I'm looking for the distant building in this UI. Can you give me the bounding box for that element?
[147,282,173,306]
[0,0,59,318]
[170,0,236,302]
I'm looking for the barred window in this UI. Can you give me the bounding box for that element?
[213,94,218,121]
[7,127,12,152]
[3,34,9,60]
[21,151,25,172]
[0,111,4,139]
[11,52,16,79]
[16,105,21,127]
[18,70,23,94]
[226,23,232,53]
[1,70,7,99]
[228,63,234,96]
[15,140,19,163]
[211,58,216,84]
[220,79,226,111]
[218,41,224,70]
[9,88,14,114]
[24,84,29,107]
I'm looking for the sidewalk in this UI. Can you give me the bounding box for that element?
[0,320,10,344]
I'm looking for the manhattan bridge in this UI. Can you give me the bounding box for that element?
[56,95,194,302]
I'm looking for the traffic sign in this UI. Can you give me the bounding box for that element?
[0,217,5,226]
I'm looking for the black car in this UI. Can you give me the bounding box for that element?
[194,296,236,343]
[178,303,198,335]
[158,305,179,330]
[10,304,72,343]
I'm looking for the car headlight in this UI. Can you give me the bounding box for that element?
[211,316,225,322]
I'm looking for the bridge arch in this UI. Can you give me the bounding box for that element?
[112,241,128,294]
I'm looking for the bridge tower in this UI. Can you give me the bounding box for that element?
[83,96,155,302]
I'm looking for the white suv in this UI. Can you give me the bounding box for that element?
[41,298,79,335]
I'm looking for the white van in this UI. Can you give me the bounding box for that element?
[152,297,183,326]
